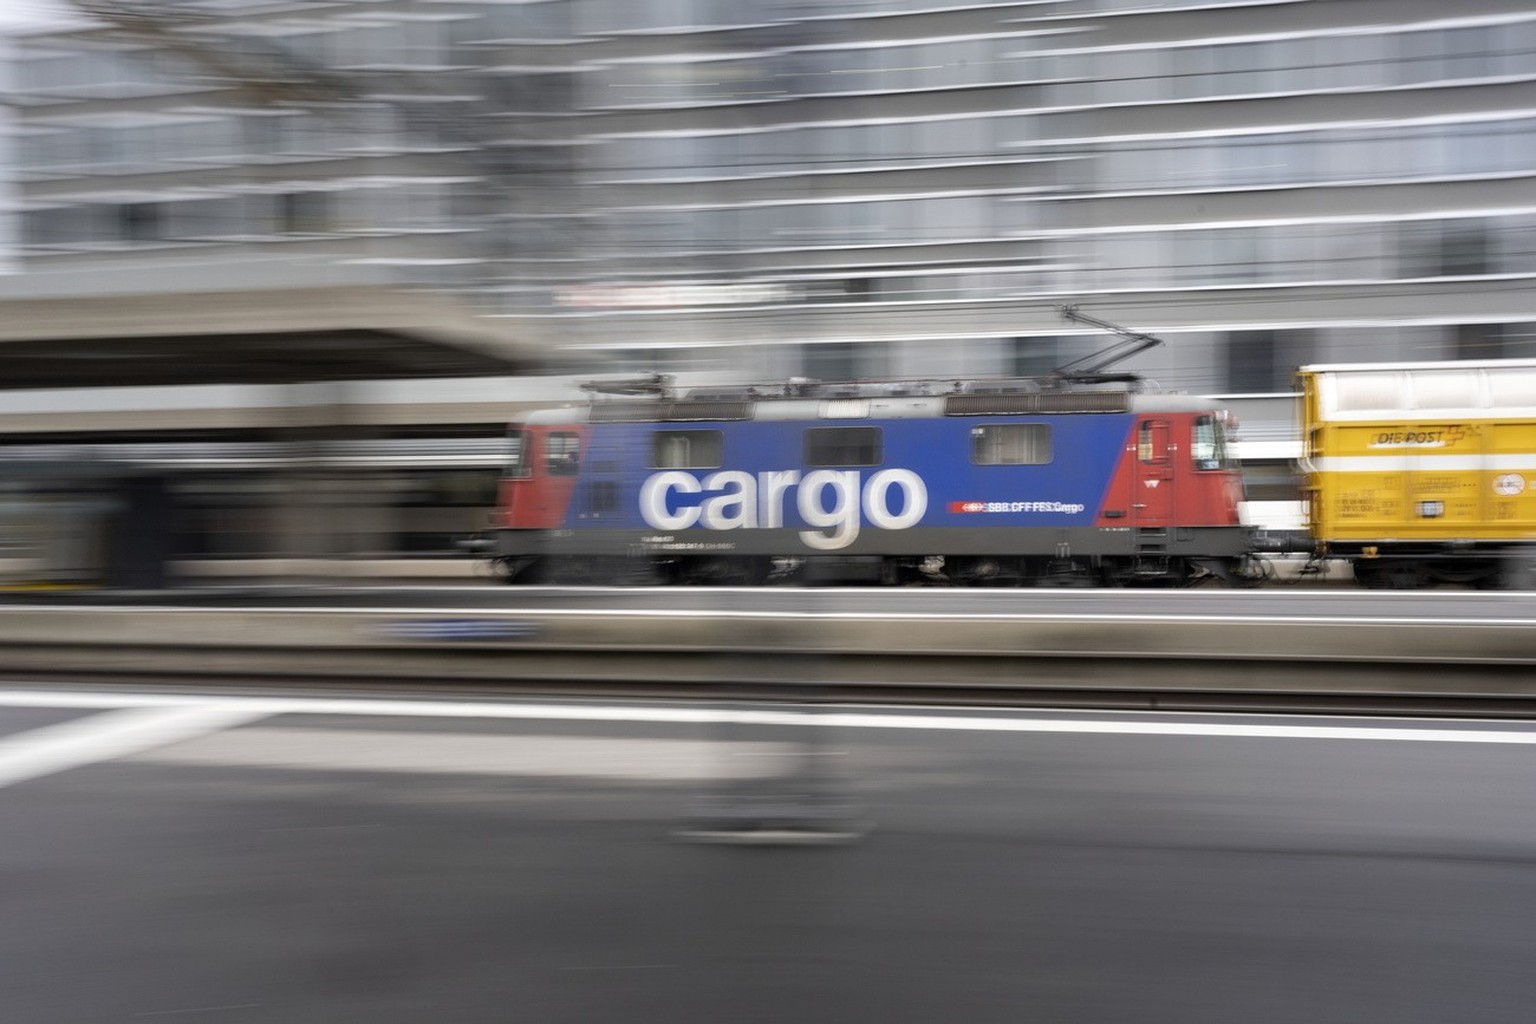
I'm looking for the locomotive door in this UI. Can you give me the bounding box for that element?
[1133,419,1173,525]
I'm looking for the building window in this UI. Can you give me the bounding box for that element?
[1454,323,1509,360]
[1503,323,1536,358]
[802,342,888,382]
[652,430,723,469]
[971,424,1052,465]
[1441,220,1490,275]
[1008,337,1061,377]
[120,203,161,242]
[843,278,875,300]
[24,207,97,247]
[804,343,859,381]
[805,427,881,467]
[1400,218,1490,277]
[1226,330,1277,393]
[1225,329,1315,392]
[280,192,329,234]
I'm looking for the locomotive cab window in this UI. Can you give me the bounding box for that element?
[971,424,1052,465]
[544,432,581,476]
[506,429,530,479]
[1191,415,1233,471]
[652,430,723,469]
[805,426,882,467]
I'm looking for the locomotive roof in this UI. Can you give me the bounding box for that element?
[519,376,1224,425]
[578,373,1145,402]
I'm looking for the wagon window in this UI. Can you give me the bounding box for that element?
[652,429,723,469]
[544,432,581,476]
[971,424,1052,465]
[506,429,530,479]
[805,426,882,467]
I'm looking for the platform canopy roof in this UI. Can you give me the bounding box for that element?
[0,273,543,389]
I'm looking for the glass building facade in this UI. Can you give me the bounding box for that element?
[8,0,1536,392]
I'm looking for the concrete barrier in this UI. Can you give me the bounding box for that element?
[0,604,1530,704]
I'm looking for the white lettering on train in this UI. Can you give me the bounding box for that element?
[640,469,928,551]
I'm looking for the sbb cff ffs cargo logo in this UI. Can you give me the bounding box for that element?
[639,469,926,550]
[949,500,1087,514]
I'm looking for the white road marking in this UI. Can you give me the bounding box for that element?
[0,691,200,710]
[0,703,270,788]
[0,689,1534,746]
[819,714,1536,745]
[130,729,799,781]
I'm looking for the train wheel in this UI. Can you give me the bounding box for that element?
[499,557,546,585]
[539,557,601,585]
[1503,550,1536,591]
[1354,560,1428,590]
[1353,561,1389,589]
[474,553,507,582]
[677,557,767,586]
[1039,565,1097,587]
[549,557,659,586]
[1040,576,1096,588]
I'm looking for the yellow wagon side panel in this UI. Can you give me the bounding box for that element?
[1301,361,1536,547]
[1488,420,1536,531]
[1313,421,1481,541]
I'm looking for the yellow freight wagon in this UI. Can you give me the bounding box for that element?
[1300,359,1536,589]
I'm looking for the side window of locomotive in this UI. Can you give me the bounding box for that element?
[652,430,723,469]
[1137,421,1169,463]
[805,427,882,467]
[589,480,619,515]
[545,432,581,476]
[1191,415,1230,471]
[506,429,531,479]
[971,424,1052,465]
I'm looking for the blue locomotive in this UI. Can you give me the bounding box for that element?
[493,370,1253,587]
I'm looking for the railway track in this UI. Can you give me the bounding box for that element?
[0,594,1529,716]
[2,668,1535,719]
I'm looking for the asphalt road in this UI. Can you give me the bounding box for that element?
[3,687,1536,1023]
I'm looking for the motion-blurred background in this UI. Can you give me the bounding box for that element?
[0,0,1530,585]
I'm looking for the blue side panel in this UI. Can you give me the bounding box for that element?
[564,415,1133,533]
